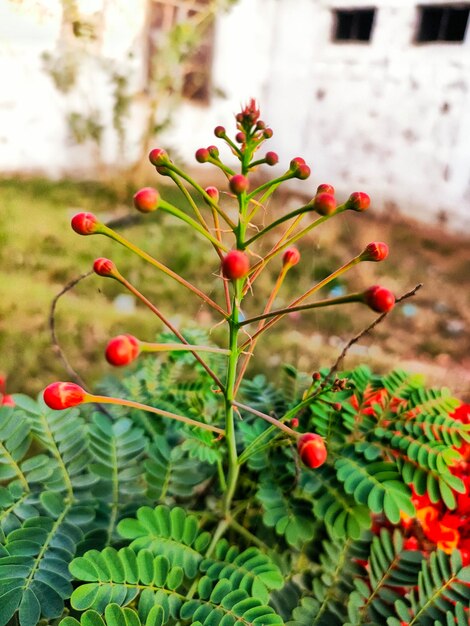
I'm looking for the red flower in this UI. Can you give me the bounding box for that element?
[105,334,140,367]
[133,187,159,213]
[363,285,395,313]
[71,212,99,235]
[298,433,327,469]
[222,250,250,280]
[43,382,87,410]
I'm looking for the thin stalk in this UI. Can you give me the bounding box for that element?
[233,401,298,438]
[243,203,313,247]
[99,224,227,317]
[235,265,289,393]
[228,517,269,550]
[169,172,211,232]
[242,213,306,295]
[211,206,231,313]
[159,199,229,250]
[239,293,363,350]
[115,272,224,390]
[246,172,292,202]
[246,207,347,288]
[87,394,225,435]
[240,287,362,327]
[140,342,230,356]
[222,282,241,516]
[164,162,236,228]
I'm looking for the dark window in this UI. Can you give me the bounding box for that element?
[333,8,376,42]
[416,5,470,42]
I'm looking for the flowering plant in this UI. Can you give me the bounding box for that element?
[0,102,469,626]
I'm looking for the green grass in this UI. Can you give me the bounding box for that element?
[1,177,469,399]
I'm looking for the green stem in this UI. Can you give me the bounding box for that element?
[163,163,236,228]
[114,272,225,390]
[140,342,230,356]
[246,172,292,201]
[228,517,269,550]
[243,203,313,247]
[87,394,225,435]
[239,292,363,327]
[233,401,298,438]
[168,172,211,232]
[222,284,241,516]
[159,199,229,250]
[98,224,227,317]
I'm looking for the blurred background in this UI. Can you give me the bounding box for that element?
[0,0,469,399]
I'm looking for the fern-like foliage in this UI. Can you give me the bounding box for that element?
[388,550,470,626]
[68,504,285,625]
[1,358,469,626]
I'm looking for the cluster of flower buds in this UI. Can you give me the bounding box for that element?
[44,98,403,483]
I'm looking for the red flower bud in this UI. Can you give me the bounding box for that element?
[207,145,219,158]
[332,402,342,412]
[290,418,299,429]
[282,247,301,267]
[313,192,336,216]
[214,125,225,138]
[148,148,168,166]
[222,250,250,280]
[235,132,245,144]
[133,187,159,213]
[263,128,273,139]
[295,164,311,180]
[298,433,327,469]
[205,186,219,202]
[312,372,321,381]
[229,174,249,195]
[256,120,266,130]
[363,285,395,313]
[347,192,370,211]
[43,382,87,410]
[195,148,210,163]
[317,184,335,195]
[265,151,278,166]
[71,212,100,235]
[1,395,15,407]
[290,157,305,170]
[105,334,140,366]
[362,242,389,262]
[93,257,117,277]
[403,536,420,551]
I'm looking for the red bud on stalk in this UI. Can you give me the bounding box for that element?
[265,151,279,166]
[289,157,311,180]
[195,148,210,163]
[313,192,336,216]
[208,145,219,158]
[214,125,225,138]
[222,250,250,280]
[71,212,100,235]
[93,258,117,277]
[361,242,389,262]
[133,187,159,213]
[205,186,219,202]
[43,382,87,410]
[347,192,370,211]
[229,174,249,195]
[297,433,327,469]
[317,184,335,195]
[235,132,245,144]
[105,334,140,366]
[148,148,168,166]
[282,247,301,268]
[363,285,395,313]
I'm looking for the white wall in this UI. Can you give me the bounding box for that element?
[0,0,469,229]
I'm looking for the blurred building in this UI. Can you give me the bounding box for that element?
[0,0,469,229]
